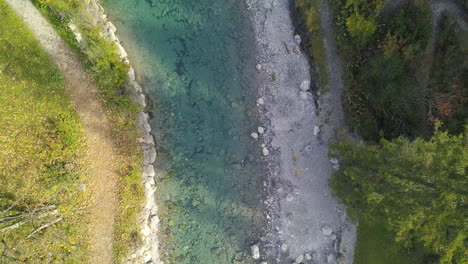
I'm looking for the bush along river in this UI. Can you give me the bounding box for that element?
[101,0,267,263]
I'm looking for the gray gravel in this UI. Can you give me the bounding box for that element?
[246,0,356,262]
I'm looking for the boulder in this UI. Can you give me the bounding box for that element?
[300,80,310,91]
[280,243,288,252]
[128,67,136,82]
[256,64,262,71]
[251,132,259,140]
[258,126,265,134]
[256,98,264,105]
[313,125,320,136]
[295,254,304,263]
[262,147,269,156]
[294,34,302,45]
[321,225,333,236]
[106,21,117,33]
[143,165,155,177]
[250,244,260,259]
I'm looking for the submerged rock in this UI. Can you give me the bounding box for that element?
[256,64,262,71]
[256,98,264,105]
[262,147,269,156]
[258,126,265,134]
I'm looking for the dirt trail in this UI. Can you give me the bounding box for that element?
[6,0,118,263]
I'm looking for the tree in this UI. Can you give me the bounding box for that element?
[331,125,467,263]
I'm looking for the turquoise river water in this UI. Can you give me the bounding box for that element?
[102,1,266,263]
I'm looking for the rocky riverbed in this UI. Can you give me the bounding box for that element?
[246,0,357,263]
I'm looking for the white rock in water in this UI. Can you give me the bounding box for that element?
[321,225,333,236]
[300,91,308,99]
[116,43,128,58]
[286,193,294,202]
[300,80,310,91]
[294,34,302,45]
[330,158,339,165]
[258,126,265,134]
[251,244,260,259]
[262,147,269,156]
[106,21,117,33]
[295,254,304,263]
[256,64,262,71]
[143,165,155,177]
[305,253,312,260]
[251,132,259,139]
[128,67,136,82]
[280,243,288,252]
[257,98,264,105]
[313,125,320,136]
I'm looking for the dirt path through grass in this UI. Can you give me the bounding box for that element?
[5,0,118,263]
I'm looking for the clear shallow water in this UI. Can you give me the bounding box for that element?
[101,1,265,263]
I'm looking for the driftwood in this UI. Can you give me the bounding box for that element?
[26,216,63,239]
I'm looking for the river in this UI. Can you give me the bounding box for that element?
[101,0,266,263]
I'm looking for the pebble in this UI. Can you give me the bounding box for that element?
[258,126,265,134]
[251,244,260,259]
[295,254,304,263]
[262,147,269,156]
[251,132,259,139]
[313,125,320,136]
[321,225,333,236]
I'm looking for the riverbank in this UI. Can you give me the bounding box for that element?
[247,0,356,262]
[26,0,155,262]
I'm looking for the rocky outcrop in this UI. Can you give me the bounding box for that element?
[72,1,160,263]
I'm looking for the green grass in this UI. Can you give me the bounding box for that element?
[0,1,89,262]
[30,0,145,261]
[355,216,425,264]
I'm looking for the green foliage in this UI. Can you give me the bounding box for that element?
[345,12,377,46]
[30,0,145,261]
[332,0,432,140]
[332,126,468,263]
[354,216,426,264]
[295,0,329,89]
[0,1,88,262]
[428,14,468,135]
